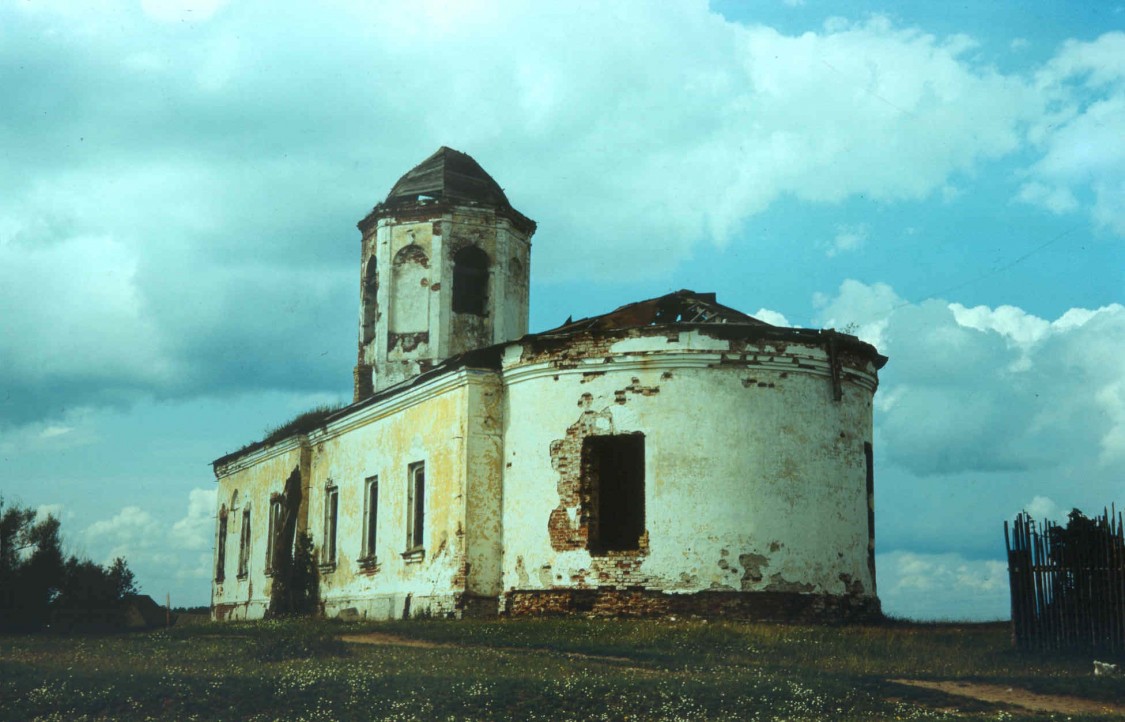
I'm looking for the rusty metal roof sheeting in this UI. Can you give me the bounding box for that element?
[385,146,512,207]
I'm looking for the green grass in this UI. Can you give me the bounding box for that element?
[1,618,1123,721]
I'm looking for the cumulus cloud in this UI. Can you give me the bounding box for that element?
[815,280,1124,605]
[82,488,218,600]
[1019,495,1062,522]
[818,280,1125,476]
[85,506,164,563]
[170,488,218,551]
[1,2,1121,432]
[752,308,790,326]
[1021,32,1125,234]
[877,550,1009,620]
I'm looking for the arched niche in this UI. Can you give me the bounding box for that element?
[390,244,429,333]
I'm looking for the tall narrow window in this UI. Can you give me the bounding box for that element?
[215,507,228,583]
[406,462,425,552]
[324,484,339,566]
[361,256,378,344]
[864,441,876,591]
[362,476,379,560]
[265,497,283,574]
[237,506,252,578]
[452,246,489,315]
[582,433,645,553]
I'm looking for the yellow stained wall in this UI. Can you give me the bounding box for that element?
[212,441,306,621]
[305,371,502,619]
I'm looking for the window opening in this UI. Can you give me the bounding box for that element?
[581,433,645,553]
[265,497,283,574]
[363,476,379,560]
[215,507,228,583]
[452,246,489,315]
[324,485,339,566]
[865,441,876,590]
[406,462,425,551]
[361,256,378,344]
[237,506,251,578]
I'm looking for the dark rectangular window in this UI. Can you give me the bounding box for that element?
[582,433,645,553]
[864,441,876,590]
[215,511,228,583]
[265,497,282,574]
[237,507,251,578]
[406,462,425,551]
[324,485,339,566]
[363,476,379,560]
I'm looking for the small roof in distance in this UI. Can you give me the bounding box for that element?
[385,146,512,208]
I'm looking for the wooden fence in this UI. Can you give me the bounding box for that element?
[1004,507,1125,653]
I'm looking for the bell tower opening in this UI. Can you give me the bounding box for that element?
[452,245,489,316]
[361,256,378,345]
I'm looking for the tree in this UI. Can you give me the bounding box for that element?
[0,500,64,630]
[267,532,319,617]
[0,498,140,631]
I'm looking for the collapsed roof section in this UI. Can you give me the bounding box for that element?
[541,290,772,335]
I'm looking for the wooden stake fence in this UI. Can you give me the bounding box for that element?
[1005,506,1125,653]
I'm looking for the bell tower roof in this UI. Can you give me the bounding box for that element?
[385,146,512,208]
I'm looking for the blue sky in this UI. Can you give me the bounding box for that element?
[1,0,1122,619]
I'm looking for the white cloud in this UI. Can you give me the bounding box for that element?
[1020,495,1061,522]
[85,506,163,563]
[1022,33,1125,234]
[1016,181,1079,214]
[35,504,64,522]
[752,308,790,327]
[813,279,902,348]
[824,224,868,257]
[170,488,218,551]
[817,280,1125,476]
[82,488,218,602]
[0,2,1120,435]
[878,550,1009,620]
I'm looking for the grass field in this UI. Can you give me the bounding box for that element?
[2,617,1123,720]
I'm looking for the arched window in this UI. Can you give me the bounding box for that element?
[215,505,228,583]
[361,256,378,344]
[452,246,489,315]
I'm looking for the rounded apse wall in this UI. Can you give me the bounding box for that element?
[498,326,880,619]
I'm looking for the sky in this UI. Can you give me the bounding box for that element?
[1,0,1122,619]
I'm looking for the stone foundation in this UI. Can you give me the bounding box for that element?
[503,589,882,623]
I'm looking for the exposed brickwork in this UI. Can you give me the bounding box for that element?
[505,589,882,623]
[546,400,617,551]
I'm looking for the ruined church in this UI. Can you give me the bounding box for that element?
[211,147,887,621]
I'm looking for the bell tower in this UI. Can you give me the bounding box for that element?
[354,147,537,399]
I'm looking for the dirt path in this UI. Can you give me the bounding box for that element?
[339,632,450,649]
[890,678,1125,716]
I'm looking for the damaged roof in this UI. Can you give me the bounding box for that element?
[213,290,885,470]
[385,146,512,208]
[542,290,772,335]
